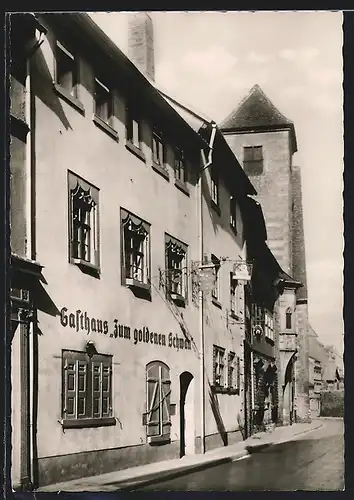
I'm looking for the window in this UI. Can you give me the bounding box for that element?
[211,254,221,304]
[55,41,78,97]
[145,361,171,444]
[286,307,292,330]
[62,350,115,428]
[230,274,241,316]
[228,352,241,393]
[68,172,99,273]
[152,127,165,167]
[210,166,219,206]
[165,234,188,304]
[126,105,142,149]
[243,146,263,176]
[265,311,274,341]
[94,77,113,125]
[121,209,150,290]
[230,196,237,232]
[174,147,186,184]
[213,345,225,387]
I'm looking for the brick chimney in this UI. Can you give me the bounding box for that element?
[128,13,155,82]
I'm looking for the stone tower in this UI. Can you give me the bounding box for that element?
[128,13,155,82]
[220,85,311,423]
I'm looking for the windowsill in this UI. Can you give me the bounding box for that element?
[93,114,119,140]
[125,141,146,162]
[125,278,151,291]
[212,297,222,309]
[151,161,170,181]
[53,82,85,114]
[211,200,221,216]
[72,258,100,278]
[174,178,190,196]
[169,292,186,307]
[148,435,171,446]
[61,417,116,429]
[230,311,240,321]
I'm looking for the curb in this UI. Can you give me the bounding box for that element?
[118,451,247,491]
[118,423,324,491]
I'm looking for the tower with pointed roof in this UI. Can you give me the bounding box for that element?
[220,85,311,424]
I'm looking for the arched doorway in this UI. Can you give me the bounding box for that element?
[283,353,296,424]
[179,372,195,457]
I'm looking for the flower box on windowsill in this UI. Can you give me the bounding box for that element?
[72,258,100,278]
[125,141,146,162]
[151,161,170,181]
[61,417,116,429]
[53,82,85,115]
[125,278,150,291]
[169,292,186,307]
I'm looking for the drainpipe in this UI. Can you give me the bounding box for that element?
[24,19,46,489]
[198,122,217,454]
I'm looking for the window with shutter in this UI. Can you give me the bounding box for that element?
[145,361,171,444]
[62,350,115,428]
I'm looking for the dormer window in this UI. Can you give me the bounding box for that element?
[243,146,263,176]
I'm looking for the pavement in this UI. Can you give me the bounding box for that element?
[36,419,324,492]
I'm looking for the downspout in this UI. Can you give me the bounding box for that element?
[198,122,217,454]
[25,20,46,488]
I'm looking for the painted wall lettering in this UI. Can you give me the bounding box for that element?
[59,307,192,352]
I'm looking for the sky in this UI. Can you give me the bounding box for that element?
[90,11,344,354]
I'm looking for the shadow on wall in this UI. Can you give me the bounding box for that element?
[32,47,72,130]
[208,381,228,446]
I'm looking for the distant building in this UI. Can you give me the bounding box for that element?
[322,345,344,391]
[308,325,327,418]
[220,85,311,424]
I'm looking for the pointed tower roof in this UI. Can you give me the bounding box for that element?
[220,84,297,153]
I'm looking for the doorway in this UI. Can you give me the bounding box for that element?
[179,372,195,457]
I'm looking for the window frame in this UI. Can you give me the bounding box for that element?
[286,307,292,330]
[210,166,219,209]
[165,234,188,306]
[230,196,237,233]
[54,40,84,113]
[265,311,274,341]
[68,171,100,276]
[213,345,226,390]
[151,126,169,180]
[243,145,264,176]
[174,147,186,184]
[230,274,241,318]
[144,361,172,445]
[121,208,151,294]
[125,104,145,159]
[61,349,115,429]
[227,352,241,394]
[93,76,118,139]
[211,254,221,307]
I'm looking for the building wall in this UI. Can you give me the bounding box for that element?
[201,169,246,449]
[30,24,203,485]
[224,130,293,275]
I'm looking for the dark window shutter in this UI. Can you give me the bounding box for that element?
[63,358,77,419]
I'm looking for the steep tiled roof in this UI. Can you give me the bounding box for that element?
[220,84,297,152]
